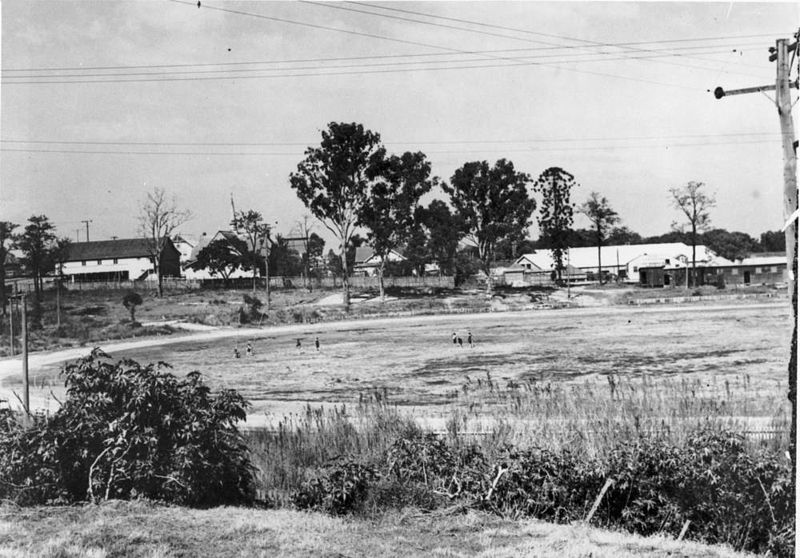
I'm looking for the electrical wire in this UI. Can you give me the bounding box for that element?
[0,131,780,147]
[1,47,760,81]
[0,40,770,74]
[348,1,777,72]
[0,138,781,156]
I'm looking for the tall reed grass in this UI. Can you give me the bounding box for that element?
[245,373,789,502]
[452,372,789,456]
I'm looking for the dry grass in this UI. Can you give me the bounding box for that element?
[90,301,790,419]
[0,501,757,558]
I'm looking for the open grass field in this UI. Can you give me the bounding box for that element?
[7,300,790,431]
[0,500,758,558]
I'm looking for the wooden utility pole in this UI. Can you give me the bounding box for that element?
[263,225,272,311]
[21,294,29,417]
[81,219,92,242]
[775,38,798,300]
[715,32,799,506]
[8,296,14,357]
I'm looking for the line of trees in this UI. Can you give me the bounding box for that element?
[0,215,71,326]
[6,131,786,306]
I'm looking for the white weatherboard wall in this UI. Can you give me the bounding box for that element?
[62,256,154,281]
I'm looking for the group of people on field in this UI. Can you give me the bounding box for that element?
[452,330,474,348]
[235,328,475,359]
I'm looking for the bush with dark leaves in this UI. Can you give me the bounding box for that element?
[0,349,255,507]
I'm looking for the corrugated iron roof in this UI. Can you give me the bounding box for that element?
[65,238,162,262]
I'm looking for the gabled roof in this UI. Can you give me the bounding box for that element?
[354,246,373,264]
[354,246,406,266]
[65,238,173,262]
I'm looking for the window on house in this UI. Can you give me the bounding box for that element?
[97,260,102,265]
[762,267,771,273]
[81,260,86,266]
[633,266,638,272]
[113,258,118,264]
[731,268,738,275]
[771,266,778,273]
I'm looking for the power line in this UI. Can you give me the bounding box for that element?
[0,138,781,156]
[0,39,770,74]
[0,131,780,147]
[305,0,757,78]
[158,0,705,91]
[348,1,775,72]
[2,46,761,81]
[1,55,705,88]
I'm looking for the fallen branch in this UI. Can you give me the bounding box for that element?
[484,466,508,502]
[677,520,691,541]
[585,478,615,524]
[756,476,777,526]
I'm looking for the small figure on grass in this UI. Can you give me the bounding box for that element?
[296,338,302,349]
[467,330,474,348]
[233,347,241,359]
[457,337,463,348]
[452,331,457,346]
[315,336,320,351]
[246,342,253,357]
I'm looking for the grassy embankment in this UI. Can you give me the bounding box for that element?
[0,500,756,558]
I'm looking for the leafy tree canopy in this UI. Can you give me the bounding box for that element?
[443,159,535,281]
[701,229,759,261]
[533,167,578,279]
[196,236,249,282]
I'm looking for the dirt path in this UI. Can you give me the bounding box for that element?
[0,300,787,418]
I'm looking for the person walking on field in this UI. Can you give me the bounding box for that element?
[457,337,463,348]
[315,336,320,351]
[246,342,253,357]
[296,338,302,349]
[467,330,473,348]
[452,331,457,346]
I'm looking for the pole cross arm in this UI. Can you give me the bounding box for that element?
[713,81,799,99]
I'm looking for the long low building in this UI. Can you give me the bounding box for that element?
[61,238,181,282]
[514,243,726,283]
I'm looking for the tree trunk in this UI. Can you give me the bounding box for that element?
[152,249,164,298]
[0,263,6,315]
[340,244,350,311]
[378,257,386,302]
[597,230,602,285]
[691,226,697,289]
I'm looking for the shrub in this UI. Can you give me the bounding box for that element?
[122,291,143,323]
[0,349,255,507]
[292,456,378,515]
[238,294,265,324]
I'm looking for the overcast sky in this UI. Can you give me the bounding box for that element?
[2,1,798,247]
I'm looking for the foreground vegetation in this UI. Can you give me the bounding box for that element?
[0,500,759,558]
[248,393,792,556]
[2,351,792,556]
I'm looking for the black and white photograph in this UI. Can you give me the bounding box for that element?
[1,1,798,556]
